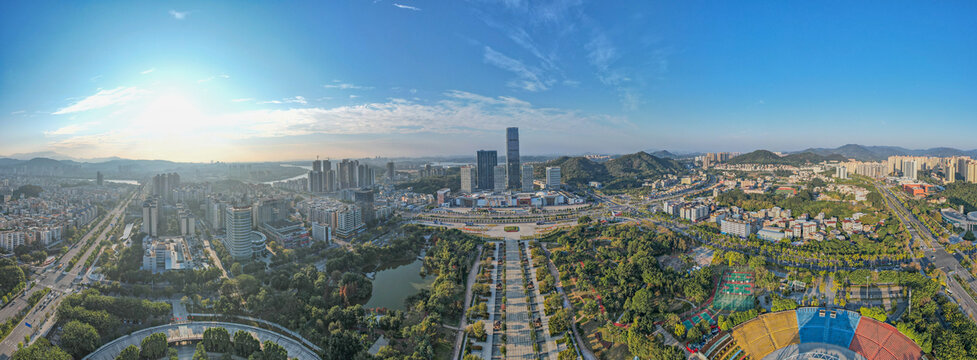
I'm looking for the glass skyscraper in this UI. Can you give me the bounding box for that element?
[476,150,497,191]
[506,127,521,190]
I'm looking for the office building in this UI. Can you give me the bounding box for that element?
[387,161,395,180]
[493,165,506,192]
[545,166,561,190]
[96,171,104,186]
[225,206,254,260]
[476,150,498,191]
[506,127,521,190]
[460,165,477,193]
[521,164,534,192]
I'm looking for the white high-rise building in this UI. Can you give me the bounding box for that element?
[493,165,506,192]
[225,206,253,260]
[335,205,364,238]
[460,165,476,193]
[521,164,534,192]
[545,167,561,190]
[835,166,848,179]
[903,160,918,180]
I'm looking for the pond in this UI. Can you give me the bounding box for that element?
[364,259,434,311]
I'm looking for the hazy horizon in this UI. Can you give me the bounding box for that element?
[2,1,976,162]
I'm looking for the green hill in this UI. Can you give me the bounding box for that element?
[727,150,844,166]
[533,151,682,186]
[534,156,609,184]
[605,151,684,177]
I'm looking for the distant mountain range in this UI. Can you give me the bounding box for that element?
[793,144,977,162]
[0,151,126,163]
[727,150,846,165]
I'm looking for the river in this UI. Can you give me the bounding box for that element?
[364,259,434,311]
[262,164,313,185]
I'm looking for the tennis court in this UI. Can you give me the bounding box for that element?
[722,283,752,295]
[708,269,755,312]
[710,292,754,312]
[683,310,716,330]
[725,272,753,283]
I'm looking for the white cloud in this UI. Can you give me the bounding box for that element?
[169,10,189,20]
[483,46,550,91]
[393,3,421,11]
[349,95,359,99]
[53,87,145,115]
[140,68,156,74]
[231,98,254,103]
[10,110,26,115]
[259,96,307,105]
[44,122,98,136]
[219,90,623,139]
[323,82,373,90]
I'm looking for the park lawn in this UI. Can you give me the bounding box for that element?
[579,319,633,360]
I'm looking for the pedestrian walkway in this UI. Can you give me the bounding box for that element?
[504,240,534,359]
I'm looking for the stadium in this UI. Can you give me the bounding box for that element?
[700,308,923,360]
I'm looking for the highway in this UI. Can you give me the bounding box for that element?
[875,182,977,320]
[0,189,138,359]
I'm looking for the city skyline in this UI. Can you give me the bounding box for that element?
[2,1,977,162]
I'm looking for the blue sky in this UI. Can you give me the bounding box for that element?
[1,1,975,161]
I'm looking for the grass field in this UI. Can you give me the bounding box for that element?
[504,226,520,232]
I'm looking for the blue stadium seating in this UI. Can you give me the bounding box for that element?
[794,308,860,348]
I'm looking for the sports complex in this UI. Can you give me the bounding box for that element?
[700,308,923,360]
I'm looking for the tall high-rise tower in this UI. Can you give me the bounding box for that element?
[476,150,497,191]
[460,165,476,193]
[506,127,521,190]
[225,206,254,260]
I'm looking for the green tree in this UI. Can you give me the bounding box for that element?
[139,333,168,360]
[60,320,100,358]
[251,341,288,360]
[11,338,71,360]
[858,306,887,322]
[192,343,209,360]
[232,330,260,358]
[115,345,140,360]
[466,320,487,341]
[202,327,231,353]
[964,230,976,242]
[558,348,577,360]
[673,323,686,337]
[770,295,798,312]
[686,326,703,342]
[548,309,570,335]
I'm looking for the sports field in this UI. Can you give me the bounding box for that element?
[722,283,752,295]
[683,310,715,330]
[710,270,755,312]
[725,272,753,283]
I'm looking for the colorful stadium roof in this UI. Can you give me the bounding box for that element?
[713,308,922,360]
